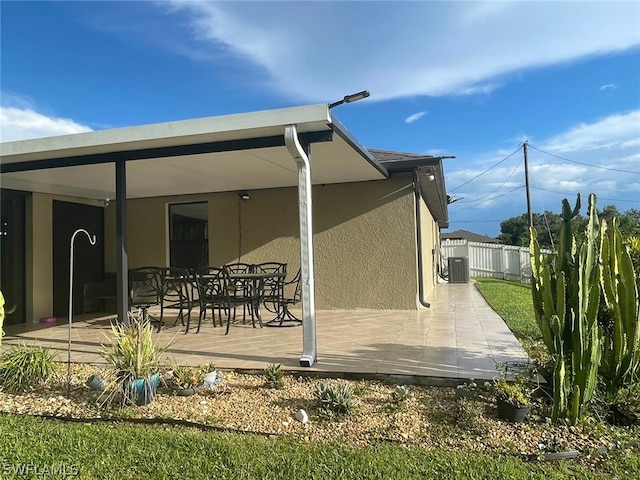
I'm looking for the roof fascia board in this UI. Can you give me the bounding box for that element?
[0,130,333,174]
[329,114,389,178]
[1,104,332,163]
[383,157,440,172]
[417,164,449,227]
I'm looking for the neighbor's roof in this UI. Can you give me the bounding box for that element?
[0,104,387,199]
[441,229,501,243]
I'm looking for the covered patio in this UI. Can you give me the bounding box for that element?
[1,104,390,368]
[1,283,529,383]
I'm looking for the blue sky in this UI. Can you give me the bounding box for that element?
[1,1,639,237]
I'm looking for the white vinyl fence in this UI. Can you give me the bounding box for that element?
[440,240,553,284]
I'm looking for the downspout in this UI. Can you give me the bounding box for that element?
[413,171,431,308]
[284,124,317,367]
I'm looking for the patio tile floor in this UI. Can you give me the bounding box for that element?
[1,282,529,385]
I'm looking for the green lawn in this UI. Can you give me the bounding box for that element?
[1,414,638,479]
[474,277,550,365]
[473,277,539,339]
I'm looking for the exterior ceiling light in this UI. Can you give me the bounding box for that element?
[328,90,370,109]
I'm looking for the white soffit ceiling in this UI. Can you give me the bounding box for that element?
[0,104,386,199]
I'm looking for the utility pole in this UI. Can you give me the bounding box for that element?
[523,141,533,229]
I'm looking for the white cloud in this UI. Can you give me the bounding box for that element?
[405,111,428,124]
[162,1,640,102]
[0,106,92,142]
[600,83,619,91]
[447,109,640,228]
[540,110,640,153]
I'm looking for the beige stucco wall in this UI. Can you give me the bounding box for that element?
[26,193,103,322]
[418,194,438,307]
[312,179,417,309]
[33,173,440,317]
[115,175,419,309]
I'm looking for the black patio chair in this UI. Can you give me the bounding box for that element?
[128,266,163,331]
[157,267,193,329]
[223,262,254,322]
[191,266,226,333]
[254,262,287,315]
[193,266,257,335]
[268,268,302,326]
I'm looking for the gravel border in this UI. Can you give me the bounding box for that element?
[1,364,638,461]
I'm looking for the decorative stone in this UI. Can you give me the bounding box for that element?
[294,409,309,424]
[204,371,222,386]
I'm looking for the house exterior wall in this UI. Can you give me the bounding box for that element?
[418,193,439,306]
[107,175,420,310]
[28,174,436,319]
[312,179,417,309]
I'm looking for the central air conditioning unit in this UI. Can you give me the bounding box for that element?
[448,257,469,283]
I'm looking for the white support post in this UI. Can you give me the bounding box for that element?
[284,124,317,367]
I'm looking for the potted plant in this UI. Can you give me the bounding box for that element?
[493,366,533,423]
[100,312,170,406]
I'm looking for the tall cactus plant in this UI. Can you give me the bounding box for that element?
[599,218,640,392]
[530,193,602,423]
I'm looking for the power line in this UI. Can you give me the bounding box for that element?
[449,144,523,192]
[451,186,525,222]
[456,183,524,204]
[453,219,511,223]
[535,191,555,250]
[528,144,640,175]
[530,186,640,203]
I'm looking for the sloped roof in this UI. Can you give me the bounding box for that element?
[441,229,501,243]
[370,149,449,228]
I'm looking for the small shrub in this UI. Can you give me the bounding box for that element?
[200,362,216,375]
[315,379,354,418]
[167,364,204,391]
[611,382,640,425]
[0,343,57,393]
[493,364,534,407]
[392,385,412,403]
[456,379,480,400]
[164,361,216,392]
[385,384,413,413]
[352,381,367,396]
[264,363,284,389]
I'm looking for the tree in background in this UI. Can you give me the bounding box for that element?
[499,205,640,249]
[498,212,562,249]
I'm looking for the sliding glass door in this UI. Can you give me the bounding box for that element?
[0,189,28,325]
[169,202,208,268]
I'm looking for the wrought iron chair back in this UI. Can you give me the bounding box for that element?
[128,267,163,331]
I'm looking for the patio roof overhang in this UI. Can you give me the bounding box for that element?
[0,103,389,368]
[0,103,388,199]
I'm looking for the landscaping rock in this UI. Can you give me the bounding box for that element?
[294,409,309,424]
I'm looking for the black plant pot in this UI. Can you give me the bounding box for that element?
[497,398,530,423]
[177,387,198,397]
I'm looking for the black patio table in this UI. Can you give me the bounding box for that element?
[227,270,286,326]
